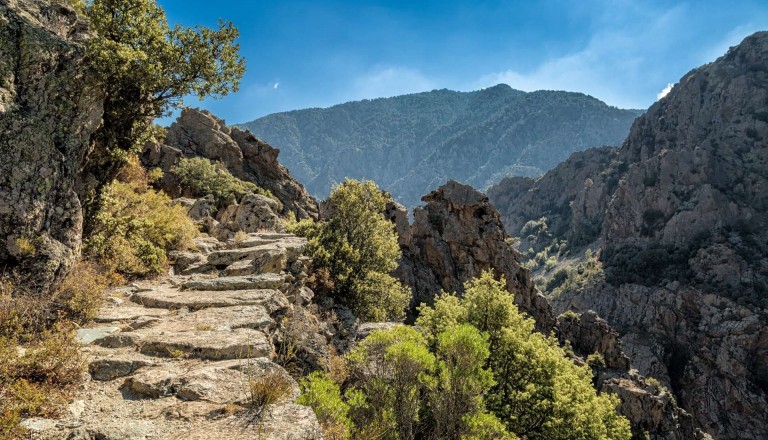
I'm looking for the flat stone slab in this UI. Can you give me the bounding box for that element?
[162,404,322,440]
[76,327,120,345]
[131,287,289,312]
[127,358,295,404]
[167,305,276,332]
[95,305,170,323]
[89,357,152,381]
[207,245,283,267]
[223,259,257,276]
[139,328,272,360]
[181,273,284,291]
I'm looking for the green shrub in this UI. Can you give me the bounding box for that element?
[171,157,274,208]
[293,179,410,321]
[418,271,631,440]
[86,159,198,278]
[298,372,353,440]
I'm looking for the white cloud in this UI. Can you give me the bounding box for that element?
[351,66,436,101]
[657,83,674,100]
[472,3,688,109]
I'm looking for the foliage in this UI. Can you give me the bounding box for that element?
[53,261,111,324]
[77,0,245,193]
[428,324,495,440]
[294,179,409,321]
[417,271,632,440]
[298,372,353,440]
[547,250,605,297]
[246,369,294,413]
[0,324,84,439]
[587,352,607,370]
[85,159,198,278]
[171,157,274,208]
[346,326,435,440]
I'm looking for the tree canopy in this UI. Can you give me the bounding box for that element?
[73,0,246,220]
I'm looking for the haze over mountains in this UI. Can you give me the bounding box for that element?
[240,84,642,208]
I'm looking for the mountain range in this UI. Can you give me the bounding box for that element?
[240,85,642,208]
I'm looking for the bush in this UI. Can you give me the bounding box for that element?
[86,158,198,278]
[53,261,111,324]
[418,271,631,440]
[172,157,275,208]
[246,369,294,412]
[294,179,410,321]
[298,372,353,440]
[0,324,84,438]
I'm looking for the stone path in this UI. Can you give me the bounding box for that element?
[30,233,322,440]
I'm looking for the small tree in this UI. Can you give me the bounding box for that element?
[295,179,410,321]
[75,0,246,223]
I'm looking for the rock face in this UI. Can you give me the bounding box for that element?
[489,32,768,439]
[395,181,706,438]
[0,0,102,291]
[142,108,319,220]
[395,180,556,331]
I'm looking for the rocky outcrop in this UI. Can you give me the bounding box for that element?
[600,371,708,440]
[557,310,629,370]
[395,180,556,331]
[142,108,319,220]
[490,32,768,438]
[488,146,621,250]
[0,0,102,291]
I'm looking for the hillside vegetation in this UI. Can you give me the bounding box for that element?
[240,85,641,207]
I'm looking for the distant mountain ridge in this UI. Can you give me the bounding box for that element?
[239,84,642,208]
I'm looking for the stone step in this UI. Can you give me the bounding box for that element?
[169,305,276,332]
[94,305,170,323]
[138,328,272,361]
[207,237,306,266]
[181,273,284,291]
[89,356,153,381]
[126,358,296,404]
[162,404,322,440]
[207,245,284,267]
[131,287,290,312]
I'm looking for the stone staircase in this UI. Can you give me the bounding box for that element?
[33,233,323,440]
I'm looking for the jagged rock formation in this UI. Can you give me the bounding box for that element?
[142,108,319,220]
[396,180,557,331]
[0,0,102,291]
[395,181,708,438]
[240,85,641,208]
[31,231,324,439]
[488,146,621,252]
[488,32,768,438]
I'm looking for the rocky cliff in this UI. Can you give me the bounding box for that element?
[395,180,707,439]
[394,180,557,331]
[489,32,768,438]
[0,0,103,292]
[142,108,319,220]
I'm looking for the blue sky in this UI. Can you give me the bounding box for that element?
[158,0,768,124]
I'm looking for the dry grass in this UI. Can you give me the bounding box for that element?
[0,323,85,438]
[247,369,294,412]
[54,261,111,324]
